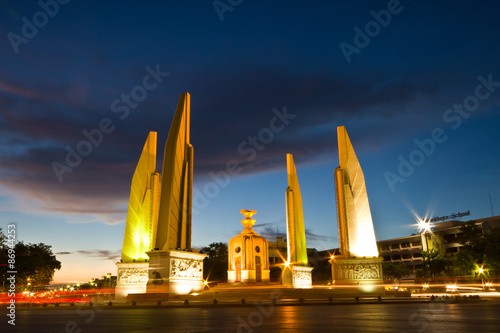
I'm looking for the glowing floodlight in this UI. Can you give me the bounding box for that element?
[418,220,432,233]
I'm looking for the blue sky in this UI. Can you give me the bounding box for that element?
[0,0,499,283]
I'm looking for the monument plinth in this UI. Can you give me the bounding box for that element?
[116,92,206,299]
[146,249,205,295]
[282,154,313,288]
[331,126,383,287]
[228,210,270,284]
[115,262,149,296]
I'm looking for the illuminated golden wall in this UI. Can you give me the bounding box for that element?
[335,126,379,258]
[285,154,308,266]
[156,92,193,251]
[121,92,194,262]
[121,132,161,262]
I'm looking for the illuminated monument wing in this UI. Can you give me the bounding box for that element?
[115,132,160,297]
[336,126,378,257]
[331,126,383,287]
[120,132,160,263]
[116,93,206,299]
[283,154,313,288]
[156,92,193,251]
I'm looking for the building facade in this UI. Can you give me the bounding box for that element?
[377,215,500,273]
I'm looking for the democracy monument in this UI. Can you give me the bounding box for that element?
[115,92,206,298]
[331,126,383,286]
[115,92,383,298]
[282,154,313,288]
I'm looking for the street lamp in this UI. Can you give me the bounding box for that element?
[476,266,487,291]
[106,273,112,302]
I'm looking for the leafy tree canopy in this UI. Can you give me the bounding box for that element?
[417,248,451,279]
[0,228,6,246]
[1,234,61,291]
[382,262,410,282]
[200,242,228,281]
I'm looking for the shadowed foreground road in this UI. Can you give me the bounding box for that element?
[3,300,500,332]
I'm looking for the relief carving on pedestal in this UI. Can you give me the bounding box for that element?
[170,259,203,279]
[293,270,312,283]
[337,263,380,280]
[118,268,149,284]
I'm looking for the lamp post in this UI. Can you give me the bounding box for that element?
[477,266,485,291]
[106,273,112,301]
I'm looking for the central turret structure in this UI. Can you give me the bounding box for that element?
[228,210,270,283]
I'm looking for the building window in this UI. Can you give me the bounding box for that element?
[444,234,458,244]
[255,246,260,253]
[446,247,458,254]
[390,244,399,250]
[235,246,241,253]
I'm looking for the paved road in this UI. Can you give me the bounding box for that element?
[3,300,500,332]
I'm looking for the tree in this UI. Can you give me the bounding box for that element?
[0,228,6,247]
[458,222,485,262]
[200,242,228,281]
[484,229,500,274]
[454,222,500,277]
[382,262,410,282]
[451,248,476,277]
[417,248,451,279]
[1,241,61,291]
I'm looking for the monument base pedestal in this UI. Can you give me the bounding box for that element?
[331,257,384,287]
[146,249,206,295]
[292,265,313,288]
[115,262,149,299]
[282,265,313,288]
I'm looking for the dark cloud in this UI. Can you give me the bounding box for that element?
[76,250,121,261]
[253,222,337,244]
[1,1,499,228]
[55,250,121,260]
[2,62,499,226]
